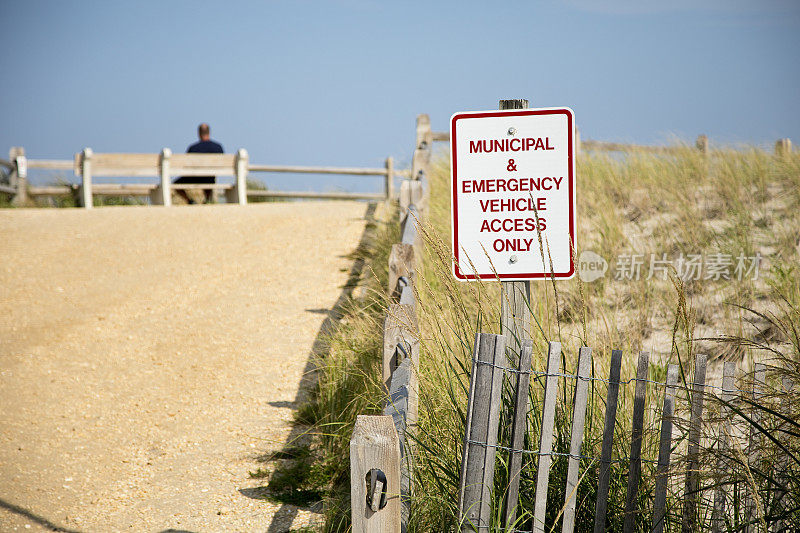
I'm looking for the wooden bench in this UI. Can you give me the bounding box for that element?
[73,148,248,208]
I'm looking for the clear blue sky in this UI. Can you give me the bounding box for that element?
[2,0,798,191]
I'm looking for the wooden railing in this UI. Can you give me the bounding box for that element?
[349,114,433,533]
[428,131,794,157]
[1,146,405,208]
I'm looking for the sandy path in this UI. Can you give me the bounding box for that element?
[0,202,369,532]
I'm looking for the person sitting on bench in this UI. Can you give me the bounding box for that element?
[174,123,224,204]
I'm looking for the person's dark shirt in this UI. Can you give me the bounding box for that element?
[187,140,224,154]
[177,140,224,184]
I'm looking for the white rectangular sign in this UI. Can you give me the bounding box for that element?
[450,107,576,280]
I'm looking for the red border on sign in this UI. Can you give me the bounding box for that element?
[451,108,576,281]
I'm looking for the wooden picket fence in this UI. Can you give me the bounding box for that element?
[0,146,405,207]
[457,334,796,533]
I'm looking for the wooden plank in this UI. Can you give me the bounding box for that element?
[561,346,592,533]
[744,363,766,533]
[622,351,650,532]
[652,364,680,533]
[593,349,623,533]
[401,205,421,253]
[503,339,534,528]
[171,153,235,172]
[458,333,506,532]
[248,163,387,176]
[682,353,708,533]
[350,415,402,533]
[28,185,76,196]
[431,131,450,142]
[246,190,384,201]
[87,153,161,177]
[533,341,562,533]
[399,179,423,212]
[0,184,17,194]
[0,158,13,170]
[25,159,74,170]
[382,304,419,392]
[712,362,736,533]
[388,244,415,301]
[383,356,418,530]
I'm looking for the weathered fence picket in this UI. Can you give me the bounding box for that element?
[745,363,766,533]
[622,351,650,532]
[652,364,679,533]
[503,339,534,528]
[712,362,737,533]
[682,353,708,533]
[532,341,562,533]
[458,333,506,532]
[594,349,623,533]
[561,346,592,533]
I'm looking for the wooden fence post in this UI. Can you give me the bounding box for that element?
[384,356,418,529]
[151,148,172,206]
[774,138,792,158]
[593,349,623,533]
[412,114,432,182]
[652,364,679,533]
[561,346,592,533]
[385,156,394,200]
[79,148,93,209]
[388,244,415,301]
[350,415,402,533]
[682,353,708,533]
[226,148,248,205]
[744,363,766,533]
[382,303,419,392]
[533,341,562,533]
[623,351,650,533]
[399,179,423,213]
[712,362,736,533]
[10,147,29,206]
[504,339,534,528]
[696,134,709,155]
[458,333,506,532]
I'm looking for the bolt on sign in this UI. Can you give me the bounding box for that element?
[450,107,576,280]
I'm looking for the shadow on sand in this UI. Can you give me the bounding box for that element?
[239,202,378,532]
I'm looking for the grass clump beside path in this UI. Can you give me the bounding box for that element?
[301,145,800,531]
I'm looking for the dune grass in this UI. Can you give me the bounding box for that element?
[299,144,800,531]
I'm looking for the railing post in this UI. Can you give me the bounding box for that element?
[78,148,93,209]
[350,415,402,533]
[227,148,248,205]
[696,134,709,155]
[775,138,792,158]
[10,147,29,207]
[388,243,415,301]
[385,156,394,200]
[382,303,419,392]
[151,148,172,206]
